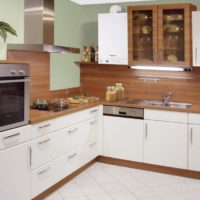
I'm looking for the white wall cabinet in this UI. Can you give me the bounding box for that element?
[103,116,143,162]
[0,141,31,200]
[192,11,200,67]
[188,113,200,171]
[98,13,128,65]
[144,120,188,169]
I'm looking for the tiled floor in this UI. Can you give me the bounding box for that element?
[44,162,200,200]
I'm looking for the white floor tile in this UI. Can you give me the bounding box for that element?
[170,182,194,193]
[87,193,113,200]
[59,184,84,198]
[101,181,126,192]
[161,194,187,200]
[63,196,88,200]
[181,190,200,200]
[44,191,63,200]
[151,184,176,196]
[80,185,105,196]
[131,187,158,199]
[109,190,138,200]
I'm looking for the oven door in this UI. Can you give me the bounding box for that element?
[0,78,29,132]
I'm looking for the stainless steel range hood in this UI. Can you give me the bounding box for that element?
[7,0,80,53]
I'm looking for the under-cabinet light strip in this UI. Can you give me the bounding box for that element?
[130,66,185,72]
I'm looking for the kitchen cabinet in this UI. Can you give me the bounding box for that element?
[188,113,200,171]
[98,13,128,65]
[128,4,196,67]
[192,11,200,67]
[103,116,143,162]
[144,109,188,169]
[0,126,32,200]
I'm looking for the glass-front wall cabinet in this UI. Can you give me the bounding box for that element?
[128,4,196,68]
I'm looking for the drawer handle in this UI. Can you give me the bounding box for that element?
[89,141,97,148]
[90,109,98,114]
[3,133,20,140]
[190,128,193,144]
[68,128,78,134]
[67,152,77,159]
[38,167,50,175]
[38,124,51,129]
[90,120,97,125]
[38,138,51,145]
[145,124,148,139]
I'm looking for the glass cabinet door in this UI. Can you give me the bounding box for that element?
[128,6,157,65]
[160,8,185,64]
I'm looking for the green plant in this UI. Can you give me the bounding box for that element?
[0,21,17,42]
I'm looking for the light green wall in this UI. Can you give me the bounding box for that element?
[0,0,24,60]
[50,0,82,91]
[80,0,200,46]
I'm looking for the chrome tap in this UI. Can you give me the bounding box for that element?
[162,91,173,105]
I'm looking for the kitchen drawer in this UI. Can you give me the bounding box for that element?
[30,135,52,169]
[31,162,54,198]
[0,125,31,150]
[54,106,99,131]
[52,118,98,159]
[31,120,54,138]
[189,113,200,124]
[144,109,188,123]
[53,145,86,184]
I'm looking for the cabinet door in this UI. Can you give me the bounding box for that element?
[98,13,128,65]
[104,116,143,162]
[128,5,157,65]
[188,125,200,171]
[144,120,187,169]
[158,4,196,67]
[192,11,200,67]
[0,142,31,200]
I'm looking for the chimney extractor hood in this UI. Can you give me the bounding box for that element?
[7,0,80,53]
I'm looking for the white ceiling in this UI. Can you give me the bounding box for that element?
[70,0,154,5]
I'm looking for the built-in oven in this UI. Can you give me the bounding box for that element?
[0,63,30,132]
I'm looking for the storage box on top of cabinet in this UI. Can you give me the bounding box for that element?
[98,13,128,65]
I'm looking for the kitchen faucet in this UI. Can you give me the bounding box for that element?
[162,91,173,105]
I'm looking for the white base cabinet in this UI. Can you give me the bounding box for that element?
[144,120,188,169]
[0,142,31,200]
[103,116,143,162]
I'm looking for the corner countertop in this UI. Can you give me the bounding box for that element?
[29,99,200,125]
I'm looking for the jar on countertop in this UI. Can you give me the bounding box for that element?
[106,86,116,102]
[115,83,124,100]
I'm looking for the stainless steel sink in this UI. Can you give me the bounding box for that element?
[126,99,192,109]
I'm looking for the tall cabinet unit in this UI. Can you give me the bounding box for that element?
[98,13,128,65]
[192,11,200,67]
[128,4,196,68]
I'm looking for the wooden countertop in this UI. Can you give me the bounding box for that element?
[30,99,200,124]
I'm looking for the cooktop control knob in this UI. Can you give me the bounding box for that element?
[19,70,25,75]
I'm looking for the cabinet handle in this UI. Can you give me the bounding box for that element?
[90,120,97,125]
[38,138,51,145]
[190,128,193,144]
[90,109,98,114]
[38,167,50,175]
[145,124,148,139]
[195,47,198,64]
[38,124,51,129]
[68,128,78,134]
[29,146,32,167]
[67,152,77,159]
[3,133,20,140]
[109,54,116,57]
[89,141,97,148]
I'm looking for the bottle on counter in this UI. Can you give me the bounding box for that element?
[95,46,98,62]
[106,86,117,102]
[90,46,95,62]
[115,83,125,100]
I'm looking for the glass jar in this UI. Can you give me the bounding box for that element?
[106,86,116,102]
[115,83,125,100]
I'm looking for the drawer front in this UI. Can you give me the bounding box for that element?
[0,125,31,150]
[52,118,98,159]
[54,106,99,131]
[53,145,86,184]
[144,109,188,123]
[31,120,54,138]
[189,113,200,125]
[30,135,52,169]
[31,162,54,198]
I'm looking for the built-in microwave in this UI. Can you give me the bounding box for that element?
[0,63,30,132]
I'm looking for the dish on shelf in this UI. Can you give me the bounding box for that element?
[164,14,183,21]
[164,24,182,33]
[133,13,150,21]
[167,54,178,62]
[142,26,152,34]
